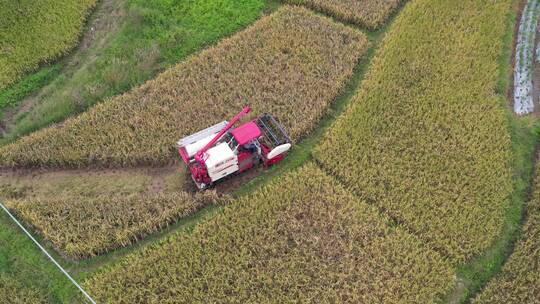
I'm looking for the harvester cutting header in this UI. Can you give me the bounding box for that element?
[177,107,291,190]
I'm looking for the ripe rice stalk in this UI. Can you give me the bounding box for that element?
[83,163,455,303]
[313,0,513,264]
[0,274,46,304]
[0,6,368,169]
[285,0,402,29]
[0,0,97,90]
[4,190,220,260]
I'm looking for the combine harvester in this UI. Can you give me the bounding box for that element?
[177,107,292,190]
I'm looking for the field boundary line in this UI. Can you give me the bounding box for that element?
[0,201,97,304]
[311,159,449,260]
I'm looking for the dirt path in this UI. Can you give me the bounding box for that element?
[0,160,268,201]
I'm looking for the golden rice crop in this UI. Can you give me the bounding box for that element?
[5,191,219,260]
[0,274,46,304]
[286,0,402,29]
[0,0,96,90]
[84,163,455,303]
[0,6,368,169]
[473,162,540,303]
[313,0,513,264]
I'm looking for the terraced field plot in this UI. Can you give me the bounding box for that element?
[0,0,96,90]
[5,191,219,260]
[286,0,402,29]
[0,5,370,261]
[474,160,540,303]
[0,6,368,169]
[84,164,455,303]
[314,0,513,264]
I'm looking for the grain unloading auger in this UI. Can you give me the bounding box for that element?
[177,106,292,190]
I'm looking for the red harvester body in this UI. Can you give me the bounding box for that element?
[177,106,291,190]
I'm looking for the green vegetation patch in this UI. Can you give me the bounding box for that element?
[84,163,455,303]
[0,274,46,304]
[314,0,513,264]
[0,0,96,90]
[0,0,270,144]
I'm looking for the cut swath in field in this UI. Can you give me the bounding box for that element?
[0,0,97,90]
[0,6,368,168]
[314,0,513,264]
[285,0,402,29]
[4,191,220,260]
[84,163,455,303]
[473,154,540,303]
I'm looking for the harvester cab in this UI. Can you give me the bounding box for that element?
[177,106,291,190]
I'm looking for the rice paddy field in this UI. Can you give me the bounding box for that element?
[2,0,540,303]
[0,6,368,168]
[0,0,96,90]
[84,164,455,303]
[5,191,219,260]
[286,0,402,29]
[314,0,513,264]
[0,274,46,304]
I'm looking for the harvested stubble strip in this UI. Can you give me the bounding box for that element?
[5,191,219,260]
[0,6,368,169]
[314,0,513,264]
[474,162,540,303]
[286,0,402,29]
[0,0,97,89]
[0,274,46,304]
[84,163,455,303]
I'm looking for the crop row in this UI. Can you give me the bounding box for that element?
[285,0,402,29]
[84,163,454,303]
[0,6,368,169]
[0,274,45,304]
[5,190,219,260]
[473,158,540,303]
[0,0,96,90]
[314,0,513,264]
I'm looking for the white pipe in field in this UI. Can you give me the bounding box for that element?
[0,202,97,304]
